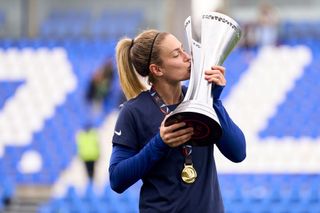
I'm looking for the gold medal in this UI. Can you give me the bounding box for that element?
[181,164,197,184]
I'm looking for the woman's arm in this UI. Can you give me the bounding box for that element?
[214,98,246,162]
[206,65,246,163]
[109,133,170,193]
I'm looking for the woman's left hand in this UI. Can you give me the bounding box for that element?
[204,65,226,86]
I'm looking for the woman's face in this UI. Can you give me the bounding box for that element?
[157,34,191,83]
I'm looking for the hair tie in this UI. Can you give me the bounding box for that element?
[129,39,134,49]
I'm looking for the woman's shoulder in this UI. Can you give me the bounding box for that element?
[119,90,152,111]
[116,90,159,127]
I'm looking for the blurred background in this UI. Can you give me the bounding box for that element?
[0,0,320,212]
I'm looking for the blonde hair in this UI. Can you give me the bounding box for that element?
[116,29,168,100]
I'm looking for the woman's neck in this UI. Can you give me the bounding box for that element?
[152,83,182,105]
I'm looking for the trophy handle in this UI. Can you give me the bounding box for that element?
[183,16,195,101]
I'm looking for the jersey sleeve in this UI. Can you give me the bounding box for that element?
[112,104,139,150]
[213,99,246,162]
[210,83,246,162]
[212,85,224,100]
[109,133,170,193]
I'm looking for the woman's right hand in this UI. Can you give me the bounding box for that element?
[160,115,194,147]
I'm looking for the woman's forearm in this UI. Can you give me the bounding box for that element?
[109,133,170,193]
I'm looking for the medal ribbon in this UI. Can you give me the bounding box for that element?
[181,145,193,165]
[149,86,172,115]
[149,85,185,115]
[149,86,194,169]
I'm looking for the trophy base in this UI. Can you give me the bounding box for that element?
[164,100,222,146]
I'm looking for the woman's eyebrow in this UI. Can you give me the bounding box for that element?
[169,44,183,54]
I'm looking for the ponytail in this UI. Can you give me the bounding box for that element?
[116,38,147,100]
[116,30,168,100]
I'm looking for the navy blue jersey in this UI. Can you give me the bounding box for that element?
[112,91,224,212]
[110,86,246,213]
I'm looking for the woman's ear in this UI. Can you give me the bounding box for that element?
[149,64,163,77]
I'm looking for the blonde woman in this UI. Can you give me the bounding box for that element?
[109,29,246,212]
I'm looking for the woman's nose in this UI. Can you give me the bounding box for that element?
[184,51,191,61]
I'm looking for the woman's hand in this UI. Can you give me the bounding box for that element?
[204,65,226,86]
[160,115,194,148]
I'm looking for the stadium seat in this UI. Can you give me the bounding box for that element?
[1,18,320,212]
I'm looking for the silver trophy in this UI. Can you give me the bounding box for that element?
[165,12,242,146]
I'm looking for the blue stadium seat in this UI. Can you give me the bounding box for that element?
[91,9,144,39]
[1,19,320,212]
[39,10,92,38]
[0,38,119,185]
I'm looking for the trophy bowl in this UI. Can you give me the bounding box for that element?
[165,100,222,146]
